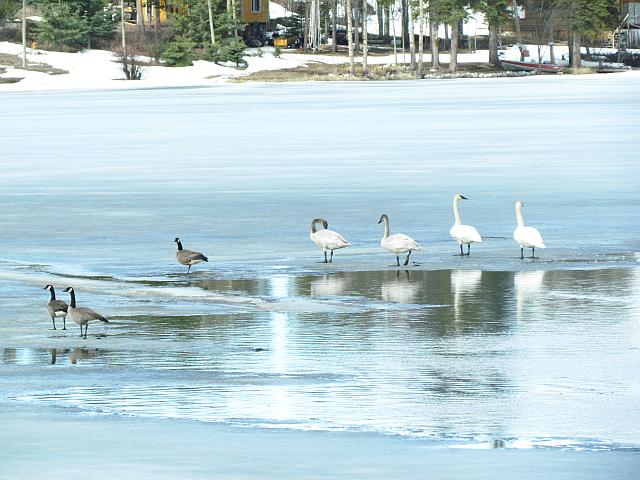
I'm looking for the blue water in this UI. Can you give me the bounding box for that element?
[0,77,639,451]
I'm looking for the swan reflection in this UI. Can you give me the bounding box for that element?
[451,270,482,323]
[381,270,420,304]
[514,270,546,319]
[310,274,349,297]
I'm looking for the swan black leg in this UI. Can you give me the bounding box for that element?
[404,250,411,266]
[531,247,535,259]
[83,324,88,339]
[330,251,334,263]
[187,265,191,274]
[460,244,464,256]
[63,317,67,330]
[324,251,328,263]
[51,316,56,330]
[520,247,524,259]
[467,244,471,256]
[396,255,400,267]
[79,325,83,338]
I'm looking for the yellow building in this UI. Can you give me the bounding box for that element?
[124,0,270,46]
[241,0,270,46]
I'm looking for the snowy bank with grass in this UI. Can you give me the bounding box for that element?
[1,40,637,92]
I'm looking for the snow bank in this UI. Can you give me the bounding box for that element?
[1,40,637,93]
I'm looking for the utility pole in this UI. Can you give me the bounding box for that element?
[22,0,26,68]
[207,0,216,47]
[121,0,127,54]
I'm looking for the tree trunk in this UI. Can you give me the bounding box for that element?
[136,0,143,29]
[571,32,581,67]
[303,1,309,53]
[377,1,384,38]
[354,5,360,52]
[384,6,390,39]
[154,0,161,30]
[488,17,500,66]
[449,21,458,73]
[325,12,330,48]
[207,0,216,47]
[408,1,415,69]
[418,0,424,77]
[402,0,409,49]
[511,0,524,60]
[391,3,398,64]
[362,0,368,76]
[22,0,26,67]
[332,0,337,52]
[347,0,355,76]
[429,9,439,69]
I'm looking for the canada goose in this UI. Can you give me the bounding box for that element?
[44,284,68,330]
[378,214,422,266]
[62,287,109,339]
[174,237,208,274]
[449,193,482,256]
[309,218,351,263]
[513,201,546,259]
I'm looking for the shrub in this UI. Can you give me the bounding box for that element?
[273,46,282,58]
[214,38,247,67]
[115,50,145,80]
[162,37,195,67]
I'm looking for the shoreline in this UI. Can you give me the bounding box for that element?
[2,403,639,480]
[1,41,637,93]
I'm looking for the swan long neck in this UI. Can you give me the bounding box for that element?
[49,288,56,301]
[310,219,322,234]
[453,198,462,225]
[382,217,389,238]
[176,241,183,251]
[69,290,76,308]
[516,203,525,227]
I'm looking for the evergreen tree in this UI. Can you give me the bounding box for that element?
[555,0,618,67]
[36,0,119,50]
[437,0,469,73]
[0,0,22,25]
[37,2,89,50]
[478,0,509,66]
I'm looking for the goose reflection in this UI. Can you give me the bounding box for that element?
[381,270,420,304]
[310,274,350,297]
[451,270,482,323]
[49,348,70,365]
[514,270,546,319]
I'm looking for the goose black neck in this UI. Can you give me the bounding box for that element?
[176,241,183,251]
[49,288,56,301]
[69,290,76,308]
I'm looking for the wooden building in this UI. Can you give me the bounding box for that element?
[123,0,269,46]
[621,0,640,47]
[242,0,270,46]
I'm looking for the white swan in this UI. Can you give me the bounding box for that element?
[378,214,422,266]
[309,218,351,263]
[449,193,482,255]
[513,200,546,259]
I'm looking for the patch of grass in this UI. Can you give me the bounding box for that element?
[0,76,23,84]
[234,61,506,83]
[564,67,596,75]
[0,53,68,75]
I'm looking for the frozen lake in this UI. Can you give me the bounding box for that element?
[1,76,639,462]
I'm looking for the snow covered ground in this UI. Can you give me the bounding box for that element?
[0,40,636,92]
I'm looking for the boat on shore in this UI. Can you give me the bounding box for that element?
[501,60,562,73]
